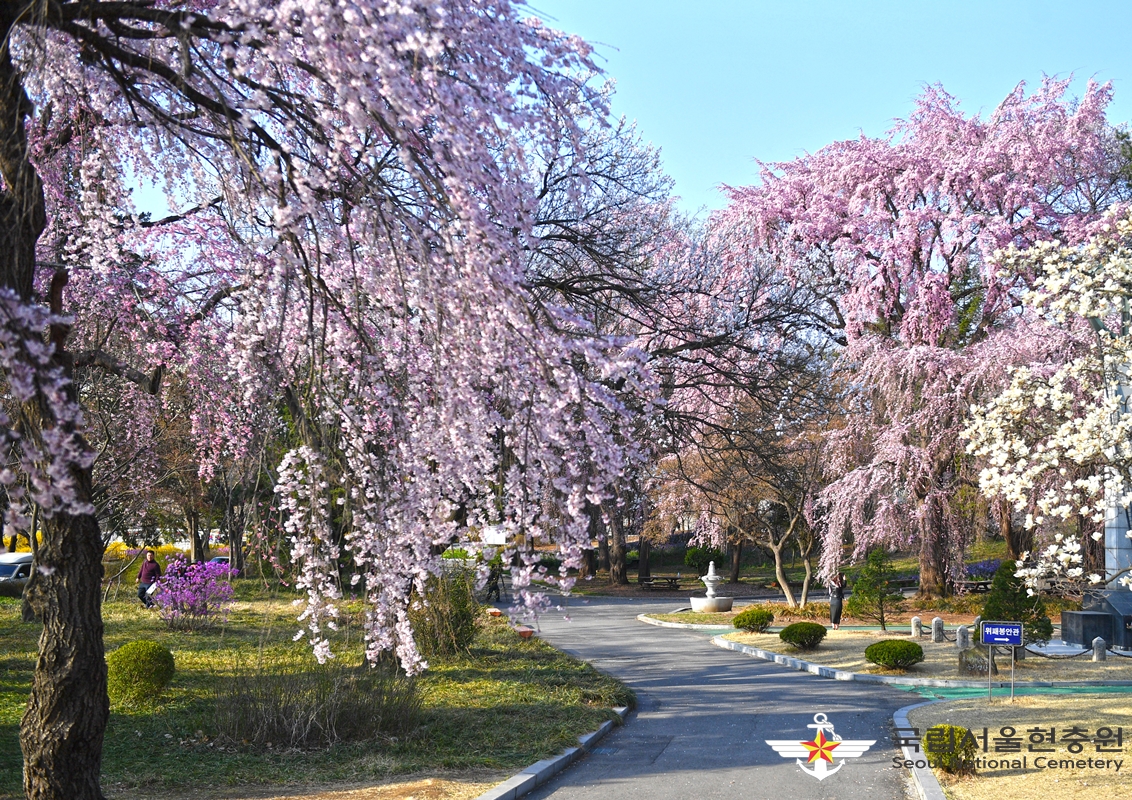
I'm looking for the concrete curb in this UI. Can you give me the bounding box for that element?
[711,635,1132,689]
[893,699,949,800]
[636,612,737,631]
[472,706,630,800]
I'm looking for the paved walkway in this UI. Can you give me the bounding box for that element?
[523,596,914,800]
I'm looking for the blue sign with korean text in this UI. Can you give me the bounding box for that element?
[981,621,1023,646]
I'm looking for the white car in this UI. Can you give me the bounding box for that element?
[0,552,32,581]
[0,552,32,597]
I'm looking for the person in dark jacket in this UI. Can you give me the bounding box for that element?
[829,572,846,629]
[136,550,162,608]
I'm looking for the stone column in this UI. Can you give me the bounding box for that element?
[956,625,970,650]
[911,616,922,638]
[1105,495,1132,586]
[931,617,944,643]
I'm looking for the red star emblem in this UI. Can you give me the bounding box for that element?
[800,730,840,763]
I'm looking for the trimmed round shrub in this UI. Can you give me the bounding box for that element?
[778,621,826,650]
[107,640,175,705]
[864,639,924,670]
[922,724,978,775]
[733,606,774,633]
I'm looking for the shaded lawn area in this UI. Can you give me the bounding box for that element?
[0,587,631,799]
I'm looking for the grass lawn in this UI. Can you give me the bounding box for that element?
[0,584,631,799]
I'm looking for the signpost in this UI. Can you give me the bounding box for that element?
[980,621,1023,702]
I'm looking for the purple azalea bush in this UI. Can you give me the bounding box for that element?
[153,557,238,631]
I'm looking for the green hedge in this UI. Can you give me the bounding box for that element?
[922,724,978,774]
[779,622,826,650]
[864,639,924,669]
[107,640,176,706]
[733,607,774,633]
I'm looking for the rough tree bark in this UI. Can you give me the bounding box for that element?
[185,507,207,563]
[0,20,109,799]
[729,538,743,583]
[606,502,628,586]
[997,499,1032,561]
[917,495,950,598]
[636,537,651,581]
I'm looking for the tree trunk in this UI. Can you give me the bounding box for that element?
[1078,513,1104,576]
[227,522,245,574]
[607,506,627,586]
[800,553,813,606]
[186,508,207,563]
[998,499,1031,561]
[21,513,108,800]
[0,34,108,799]
[597,535,609,572]
[637,537,651,581]
[589,504,609,572]
[769,541,796,608]
[917,497,949,598]
[729,538,742,583]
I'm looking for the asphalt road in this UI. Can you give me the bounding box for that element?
[524,596,915,800]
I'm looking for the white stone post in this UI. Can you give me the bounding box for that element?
[931,617,944,643]
[1094,636,1108,662]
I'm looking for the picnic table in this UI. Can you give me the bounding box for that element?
[957,579,992,594]
[638,575,682,590]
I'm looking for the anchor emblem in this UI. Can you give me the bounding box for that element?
[766,713,877,781]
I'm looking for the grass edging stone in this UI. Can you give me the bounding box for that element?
[636,612,738,631]
[894,700,948,800]
[473,706,629,800]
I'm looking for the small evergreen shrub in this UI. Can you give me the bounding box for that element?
[864,639,924,669]
[537,554,562,572]
[922,724,978,775]
[844,548,904,630]
[107,640,175,706]
[409,568,481,658]
[779,621,826,650]
[684,546,725,575]
[733,606,774,632]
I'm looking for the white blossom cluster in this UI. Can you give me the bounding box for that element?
[1014,533,1131,596]
[966,209,1132,531]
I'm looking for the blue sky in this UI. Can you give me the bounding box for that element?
[530,1,1132,214]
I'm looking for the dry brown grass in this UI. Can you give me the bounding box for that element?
[723,629,1132,682]
[908,695,1132,800]
[124,772,507,800]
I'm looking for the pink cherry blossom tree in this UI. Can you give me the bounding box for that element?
[722,79,1125,595]
[0,3,659,798]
